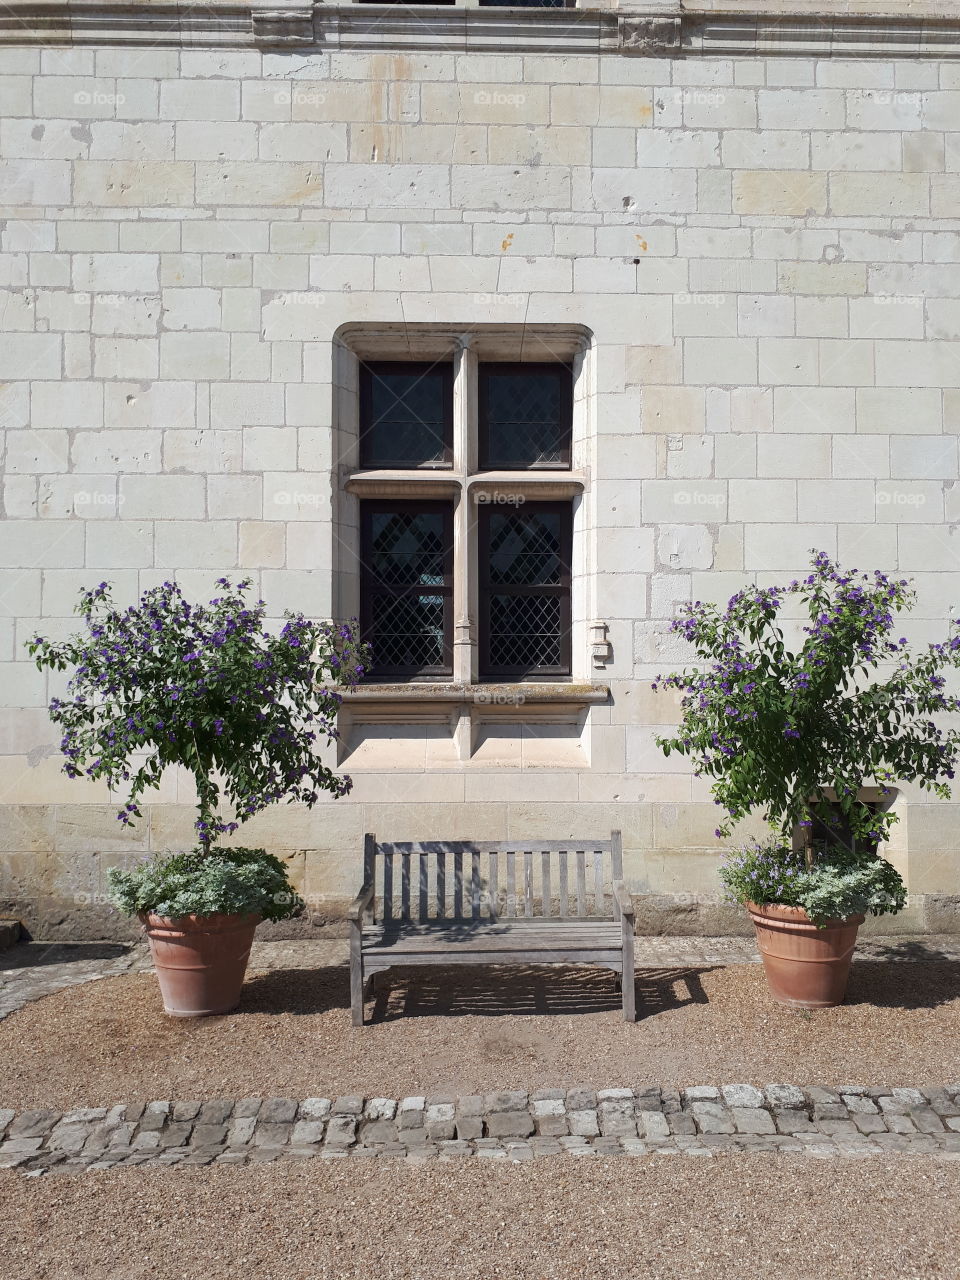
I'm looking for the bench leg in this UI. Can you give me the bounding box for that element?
[349,923,364,1027]
[621,921,636,1023]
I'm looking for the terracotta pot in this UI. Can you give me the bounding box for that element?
[140,911,260,1018]
[746,901,864,1009]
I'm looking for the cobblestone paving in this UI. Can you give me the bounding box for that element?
[4,933,960,1022]
[2,1085,960,1174]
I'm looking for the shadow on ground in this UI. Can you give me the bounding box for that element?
[843,960,960,1010]
[238,959,960,1020]
[0,941,132,971]
[239,964,713,1021]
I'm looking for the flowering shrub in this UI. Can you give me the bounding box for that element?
[654,552,960,854]
[108,846,302,922]
[719,839,906,927]
[29,578,368,854]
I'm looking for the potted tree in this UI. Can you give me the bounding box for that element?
[29,578,366,1017]
[654,551,960,1008]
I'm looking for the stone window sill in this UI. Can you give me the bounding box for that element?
[344,471,586,500]
[342,681,608,706]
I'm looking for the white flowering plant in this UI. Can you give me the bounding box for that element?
[719,838,906,928]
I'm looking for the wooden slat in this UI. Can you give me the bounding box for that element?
[382,850,393,924]
[419,852,428,923]
[401,851,411,922]
[454,849,463,921]
[488,851,498,922]
[524,851,533,918]
[594,850,604,917]
[377,840,612,855]
[363,924,622,950]
[575,850,587,918]
[611,829,624,923]
[364,951,624,972]
[363,924,623,941]
[471,850,481,921]
[437,850,445,921]
[559,851,568,918]
[541,852,551,918]
[611,829,623,879]
[506,851,516,918]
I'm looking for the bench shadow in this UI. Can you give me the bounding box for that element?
[369,964,713,1023]
[224,958,960,1019]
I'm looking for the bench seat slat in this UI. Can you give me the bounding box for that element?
[364,952,624,971]
[362,922,622,952]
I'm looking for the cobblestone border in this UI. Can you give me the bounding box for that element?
[3,1086,960,1174]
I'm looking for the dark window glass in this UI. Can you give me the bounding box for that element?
[479,502,571,678]
[479,0,567,6]
[359,361,453,469]
[478,363,572,470]
[360,501,453,678]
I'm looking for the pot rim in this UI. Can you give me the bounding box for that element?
[745,900,865,928]
[139,910,262,929]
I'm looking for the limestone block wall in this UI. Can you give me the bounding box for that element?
[1,6,960,937]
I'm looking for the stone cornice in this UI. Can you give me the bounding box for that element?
[1,0,960,54]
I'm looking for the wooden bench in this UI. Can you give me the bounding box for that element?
[348,831,635,1026]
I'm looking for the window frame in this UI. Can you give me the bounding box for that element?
[358,359,454,471]
[477,361,573,472]
[477,499,573,681]
[359,498,455,680]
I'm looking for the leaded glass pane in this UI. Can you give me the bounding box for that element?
[363,506,451,676]
[360,363,451,468]
[370,510,445,585]
[488,510,562,586]
[480,365,571,469]
[371,596,446,670]
[480,506,570,676]
[489,595,562,670]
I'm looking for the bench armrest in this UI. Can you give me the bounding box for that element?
[348,881,375,923]
[613,880,635,919]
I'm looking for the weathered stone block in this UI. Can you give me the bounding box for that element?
[486,1112,535,1139]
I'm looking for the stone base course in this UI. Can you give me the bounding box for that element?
[3,1085,960,1174]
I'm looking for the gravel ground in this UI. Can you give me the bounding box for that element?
[1,1157,958,1280]
[1,959,958,1108]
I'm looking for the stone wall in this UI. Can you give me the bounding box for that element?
[2,4,960,937]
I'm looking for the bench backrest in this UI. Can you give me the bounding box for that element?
[363,832,624,924]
